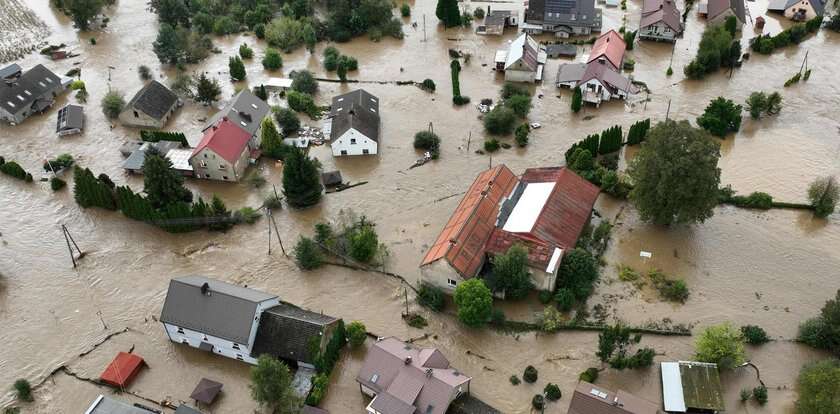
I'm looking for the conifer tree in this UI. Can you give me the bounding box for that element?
[142,150,192,210]
[229,56,246,81]
[209,195,233,231]
[436,0,462,27]
[282,147,322,208]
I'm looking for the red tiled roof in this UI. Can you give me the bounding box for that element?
[485,167,600,269]
[100,352,145,388]
[420,165,518,278]
[587,30,626,70]
[191,117,252,164]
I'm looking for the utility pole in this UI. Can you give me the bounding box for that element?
[61,224,84,268]
[665,99,672,121]
[267,208,273,255]
[423,15,427,42]
[270,212,286,256]
[97,310,108,330]
[466,131,471,151]
[404,287,409,316]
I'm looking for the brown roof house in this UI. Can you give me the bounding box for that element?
[568,381,662,414]
[556,30,639,107]
[119,80,180,129]
[699,0,746,29]
[356,337,471,414]
[420,165,600,292]
[767,0,825,21]
[639,0,684,42]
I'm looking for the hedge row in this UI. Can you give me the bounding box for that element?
[0,157,33,182]
[140,130,188,146]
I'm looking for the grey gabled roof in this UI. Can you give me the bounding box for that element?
[56,104,84,132]
[527,0,601,27]
[85,395,157,414]
[329,89,380,142]
[125,80,178,120]
[0,64,62,115]
[160,276,277,345]
[770,0,825,14]
[203,89,270,137]
[0,63,22,79]
[250,302,339,364]
[121,141,182,171]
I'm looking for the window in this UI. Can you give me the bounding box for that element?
[223,176,229,180]
[204,153,208,158]
[200,160,207,168]
[233,343,240,350]
[203,335,208,341]
[133,110,139,118]
[341,150,348,155]
[219,163,226,170]
[16,95,24,101]
[350,138,357,145]
[7,101,15,108]
[236,354,243,360]
[371,374,379,383]
[447,279,458,287]
[23,90,31,96]
[177,327,184,334]
[182,339,189,345]
[362,149,369,155]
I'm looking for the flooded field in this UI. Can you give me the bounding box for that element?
[0,0,50,62]
[1,0,839,412]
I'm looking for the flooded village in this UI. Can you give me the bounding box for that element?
[1,0,839,413]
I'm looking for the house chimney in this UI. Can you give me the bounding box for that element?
[405,356,412,365]
[201,282,210,295]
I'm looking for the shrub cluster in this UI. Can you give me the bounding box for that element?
[0,158,32,182]
[417,282,445,311]
[450,60,470,105]
[751,16,822,55]
[307,320,347,405]
[626,118,650,145]
[745,91,782,119]
[523,365,538,383]
[741,325,770,345]
[413,131,441,159]
[140,130,188,146]
[287,90,322,119]
[697,97,742,137]
[579,368,599,383]
[648,269,690,303]
[684,25,738,79]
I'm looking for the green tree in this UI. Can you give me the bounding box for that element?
[745,92,768,119]
[558,248,598,300]
[68,0,103,30]
[13,379,33,402]
[487,244,533,300]
[282,147,322,208]
[239,43,254,59]
[697,97,743,137]
[798,289,840,354]
[795,359,840,414]
[294,236,324,270]
[265,17,310,52]
[249,355,299,412]
[208,195,232,231]
[262,48,283,70]
[515,123,529,147]
[628,120,721,225]
[436,0,462,27]
[808,177,838,218]
[101,90,124,119]
[349,222,379,263]
[401,3,411,17]
[303,24,317,52]
[571,86,583,113]
[156,0,189,27]
[73,167,116,210]
[194,73,221,105]
[142,150,192,209]
[254,84,268,101]
[506,94,532,118]
[483,106,517,135]
[337,60,348,82]
[273,107,301,135]
[724,15,738,37]
[153,23,184,65]
[229,56,246,81]
[291,70,318,95]
[453,279,493,327]
[413,131,441,157]
[695,322,746,370]
[346,321,367,347]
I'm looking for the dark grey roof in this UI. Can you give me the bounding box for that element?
[0,63,22,79]
[321,170,343,187]
[203,89,270,137]
[121,141,182,171]
[56,104,84,132]
[251,302,339,364]
[731,0,746,21]
[174,405,204,414]
[125,80,178,120]
[85,395,158,414]
[160,276,277,345]
[329,89,380,143]
[0,64,61,115]
[527,0,601,27]
[546,44,577,57]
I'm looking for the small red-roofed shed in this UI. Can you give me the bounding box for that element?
[100,352,145,388]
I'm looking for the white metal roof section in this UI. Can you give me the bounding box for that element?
[495,50,508,64]
[661,362,687,412]
[166,149,194,172]
[502,182,555,233]
[546,248,563,273]
[265,77,293,89]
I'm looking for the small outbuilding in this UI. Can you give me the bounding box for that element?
[545,44,577,58]
[661,361,724,413]
[119,80,180,129]
[100,352,145,389]
[321,170,343,188]
[190,378,223,406]
[56,104,84,136]
[476,8,519,35]
[265,77,293,91]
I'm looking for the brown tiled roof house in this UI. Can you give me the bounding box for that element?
[356,337,471,414]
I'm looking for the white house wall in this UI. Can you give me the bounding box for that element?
[420,260,468,292]
[331,128,378,156]
[640,22,678,41]
[119,106,173,129]
[189,147,249,181]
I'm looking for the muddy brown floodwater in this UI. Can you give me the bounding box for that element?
[1,0,839,412]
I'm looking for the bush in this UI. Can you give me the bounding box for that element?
[346,321,367,347]
[229,56,246,81]
[697,97,742,137]
[452,95,470,105]
[571,86,582,112]
[732,192,773,209]
[235,207,261,224]
[514,123,530,147]
[753,385,768,405]
[554,288,575,311]
[273,107,301,135]
[808,177,838,218]
[740,388,752,402]
[101,90,125,119]
[239,43,254,59]
[532,394,545,410]
[509,375,520,385]
[51,177,67,191]
[420,78,436,92]
[286,91,321,118]
[305,373,329,406]
[404,312,428,328]
[453,279,493,327]
[262,48,283,70]
[523,365,538,383]
[474,7,485,19]
[538,290,553,304]
[254,23,266,38]
[579,368,598,383]
[558,248,598,301]
[695,322,746,370]
[648,270,690,303]
[294,236,324,270]
[484,106,517,135]
[413,131,441,158]
[401,3,411,17]
[796,359,840,413]
[684,25,735,79]
[417,282,445,311]
[13,379,33,402]
[291,70,318,95]
[0,161,29,181]
[483,139,500,153]
[544,383,561,401]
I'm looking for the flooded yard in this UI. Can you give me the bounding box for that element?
[1,0,839,412]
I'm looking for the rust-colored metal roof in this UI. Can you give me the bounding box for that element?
[569,381,662,414]
[587,30,626,71]
[420,165,518,278]
[485,167,600,270]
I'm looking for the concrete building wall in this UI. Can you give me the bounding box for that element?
[420,259,472,293]
[190,147,249,181]
[505,69,537,83]
[119,105,174,129]
[331,128,378,156]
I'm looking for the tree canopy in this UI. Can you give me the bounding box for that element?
[453,279,493,327]
[195,73,221,105]
[808,177,838,219]
[249,355,299,413]
[282,147,322,208]
[486,244,533,300]
[695,322,746,370]
[436,0,462,27]
[628,120,721,225]
[697,97,742,137]
[558,248,598,301]
[143,150,192,209]
[798,289,840,355]
[796,359,840,414]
